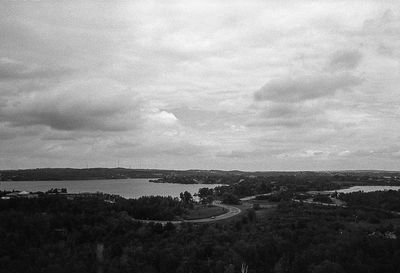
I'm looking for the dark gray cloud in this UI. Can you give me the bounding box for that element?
[254,73,362,102]
[329,50,362,70]
[4,103,140,132]
[0,124,43,140]
[248,109,322,128]
[4,108,134,132]
[0,59,71,81]
[0,130,16,140]
[261,103,302,119]
[41,134,77,141]
[0,80,142,132]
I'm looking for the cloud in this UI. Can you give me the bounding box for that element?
[362,9,400,37]
[108,139,209,158]
[329,50,362,70]
[168,107,245,130]
[278,149,329,159]
[249,102,325,128]
[343,146,400,159]
[262,103,313,119]
[216,145,293,159]
[254,73,362,102]
[358,9,400,58]
[216,150,255,159]
[0,79,142,132]
[0,58,70,81]
[161,142,206,156]
[250,70,365,129]
[41,133,77,141]
[147,110,178,126]
[0,3,399,170]
[0,129,17,140]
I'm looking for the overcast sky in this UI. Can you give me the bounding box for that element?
[1,0,399,171]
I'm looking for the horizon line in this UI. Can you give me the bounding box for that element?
[1,167,399,173]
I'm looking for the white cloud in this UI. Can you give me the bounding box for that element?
[147,110,178,126]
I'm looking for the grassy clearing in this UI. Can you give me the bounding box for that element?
[184,205,227,220]
[255,205,277,220]
[212,204,250,224]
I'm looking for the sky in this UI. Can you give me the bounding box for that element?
[0,0,400,171]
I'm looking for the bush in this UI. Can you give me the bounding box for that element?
[222,193,240,205]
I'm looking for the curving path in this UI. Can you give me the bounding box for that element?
[131,201,241,225]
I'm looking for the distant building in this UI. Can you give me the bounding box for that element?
[6,191,39,199]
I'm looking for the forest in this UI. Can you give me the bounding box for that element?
[339,190,400,213]
[1,188,400,273]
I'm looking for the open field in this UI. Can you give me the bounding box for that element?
[203,203,248,224]
[184,205,227,220]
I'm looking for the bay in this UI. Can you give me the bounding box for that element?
[0,179,224,199]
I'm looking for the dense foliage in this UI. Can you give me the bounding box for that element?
[312,194,333,204]
[213,175,349,201]
[0,193,188,221]
[1,193,400,273]
[221,193,240,204]
[340,190,400,212]
[117,195,187,220]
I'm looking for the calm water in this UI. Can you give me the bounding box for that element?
[0,179,224,199]
[331,185,400,194]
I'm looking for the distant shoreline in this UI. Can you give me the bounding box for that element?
[1,167,399,182]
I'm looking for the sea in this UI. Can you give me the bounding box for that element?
[0,179,224,199]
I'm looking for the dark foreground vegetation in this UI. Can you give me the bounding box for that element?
[1,187,400,273]
[339,190,400,213]
[0,192,193,221]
